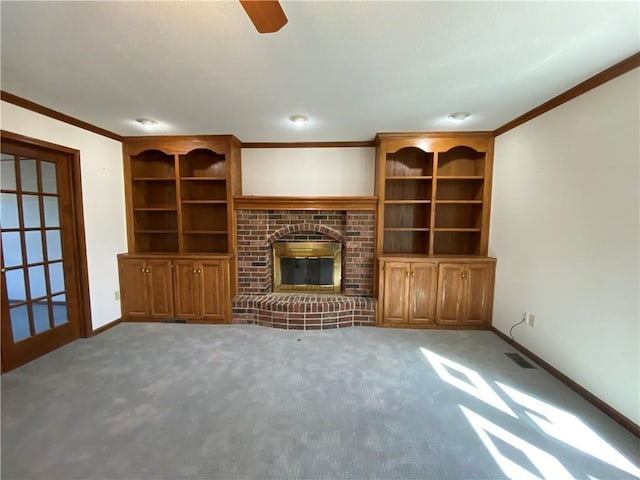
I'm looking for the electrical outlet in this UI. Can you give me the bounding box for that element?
[526,313,535,327]
[521,311,528,323]
[114,290,120,300]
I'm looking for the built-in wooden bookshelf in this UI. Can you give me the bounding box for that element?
[123,136,241,254]
[375,133,494,256]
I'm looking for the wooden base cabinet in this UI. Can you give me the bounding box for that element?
[174,259,229,322]
[380,261,437,326]
[118,254,233,323]
[118,256,174,320]
[378,256,495,329]
[436,261,495,327]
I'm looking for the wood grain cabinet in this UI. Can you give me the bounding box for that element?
[436,261,495,327]
[173,258,230,323]
[118,256,174,320]
[118,254,233,323]
[379,260,437,326]
[378,257,495,329]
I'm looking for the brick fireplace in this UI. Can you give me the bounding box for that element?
[232,197,377,329]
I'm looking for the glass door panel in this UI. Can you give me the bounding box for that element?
[1,151,71,347]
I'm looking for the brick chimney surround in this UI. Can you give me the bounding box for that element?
[232,196,377,330]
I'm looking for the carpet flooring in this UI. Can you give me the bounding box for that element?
[1,323,638,479]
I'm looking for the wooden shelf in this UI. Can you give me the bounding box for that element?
[384,200,431,204]
[434,228,482,232]
[135,229,179,234]
[132,177,175,181]
[384,228,430,232]
[181,200,227,205]
[180,177,226,181]
[436,176,484,180]
[133,207,177,212]
[183,230,228,235]
[386,176,433,180]
[435,200,483,204]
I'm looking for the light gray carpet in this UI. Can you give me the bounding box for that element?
[1,324,638,479]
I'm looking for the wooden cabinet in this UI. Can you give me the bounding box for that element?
[118,256,174,320]
[375,133,493,256]
[118,254,233,323]
[378,256,495,329]
[174,259,229,322]
[436,261,495,326]
[123,135,242,255]
[380,261,437,326]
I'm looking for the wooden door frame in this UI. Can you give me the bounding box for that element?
[1,130,92,361]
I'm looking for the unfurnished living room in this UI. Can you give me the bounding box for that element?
[0,1,638,479]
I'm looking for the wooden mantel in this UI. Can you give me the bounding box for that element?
[234,196,378,211]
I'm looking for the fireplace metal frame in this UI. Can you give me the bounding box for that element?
[272,241,342,293]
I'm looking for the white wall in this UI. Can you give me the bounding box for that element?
[490,69,639,423]
[242,147,375,196]
[1,101,127,330]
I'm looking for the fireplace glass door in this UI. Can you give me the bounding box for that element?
[273,241,341,293]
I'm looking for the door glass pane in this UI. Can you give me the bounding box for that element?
[10,304,31,342]
[41,161,58,194]
[28,265,47,299]
[25,231,44,264]
[51,294,68,326]
[1,231,23,267]
[46,229,62,261]
[33,301,51,334]
[5,268,27,303]
[49,262,65,294]
[43,196,59,227]
[0,193,20,228]
[1,155,16,190]
[22,195,41,228]
[20,159,38,192]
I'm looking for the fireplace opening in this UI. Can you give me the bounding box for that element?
[273,241,342,293]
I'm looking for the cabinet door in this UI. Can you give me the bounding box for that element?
[200,260,227,322]
[173,260,200,319]
[436,263,465,325]
[381,262,410,323]
[118,257,149,319]
[463,263,494,326]
[409,263,437,324]
[147,259,174,318]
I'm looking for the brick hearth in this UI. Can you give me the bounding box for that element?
[232,208,376,329]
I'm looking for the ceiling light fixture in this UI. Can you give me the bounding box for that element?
[136,118,159,128]
[289,115,308,127]
[448,112,471,121]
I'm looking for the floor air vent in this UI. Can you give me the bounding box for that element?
[161,318,187,324]
[505,352,536,369]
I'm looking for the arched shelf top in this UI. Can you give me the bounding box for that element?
[181,147,226,158]
[389,145,431,155]
[442,145,483,156]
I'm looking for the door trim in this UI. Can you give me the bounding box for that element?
[1,130,92,364]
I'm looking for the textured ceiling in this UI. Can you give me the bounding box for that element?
[1,1,638,142]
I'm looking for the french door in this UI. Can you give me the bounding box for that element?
[1,133,90,372]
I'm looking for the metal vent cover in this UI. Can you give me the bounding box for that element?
[505,352,536,369]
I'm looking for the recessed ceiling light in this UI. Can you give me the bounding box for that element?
[289,115,308,126]
[448,112,471,121]
[136,118,159,128]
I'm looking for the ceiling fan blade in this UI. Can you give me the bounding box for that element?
[239,0,288,34]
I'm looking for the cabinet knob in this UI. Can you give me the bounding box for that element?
[193,269,198,274]
[461,272,468,279]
